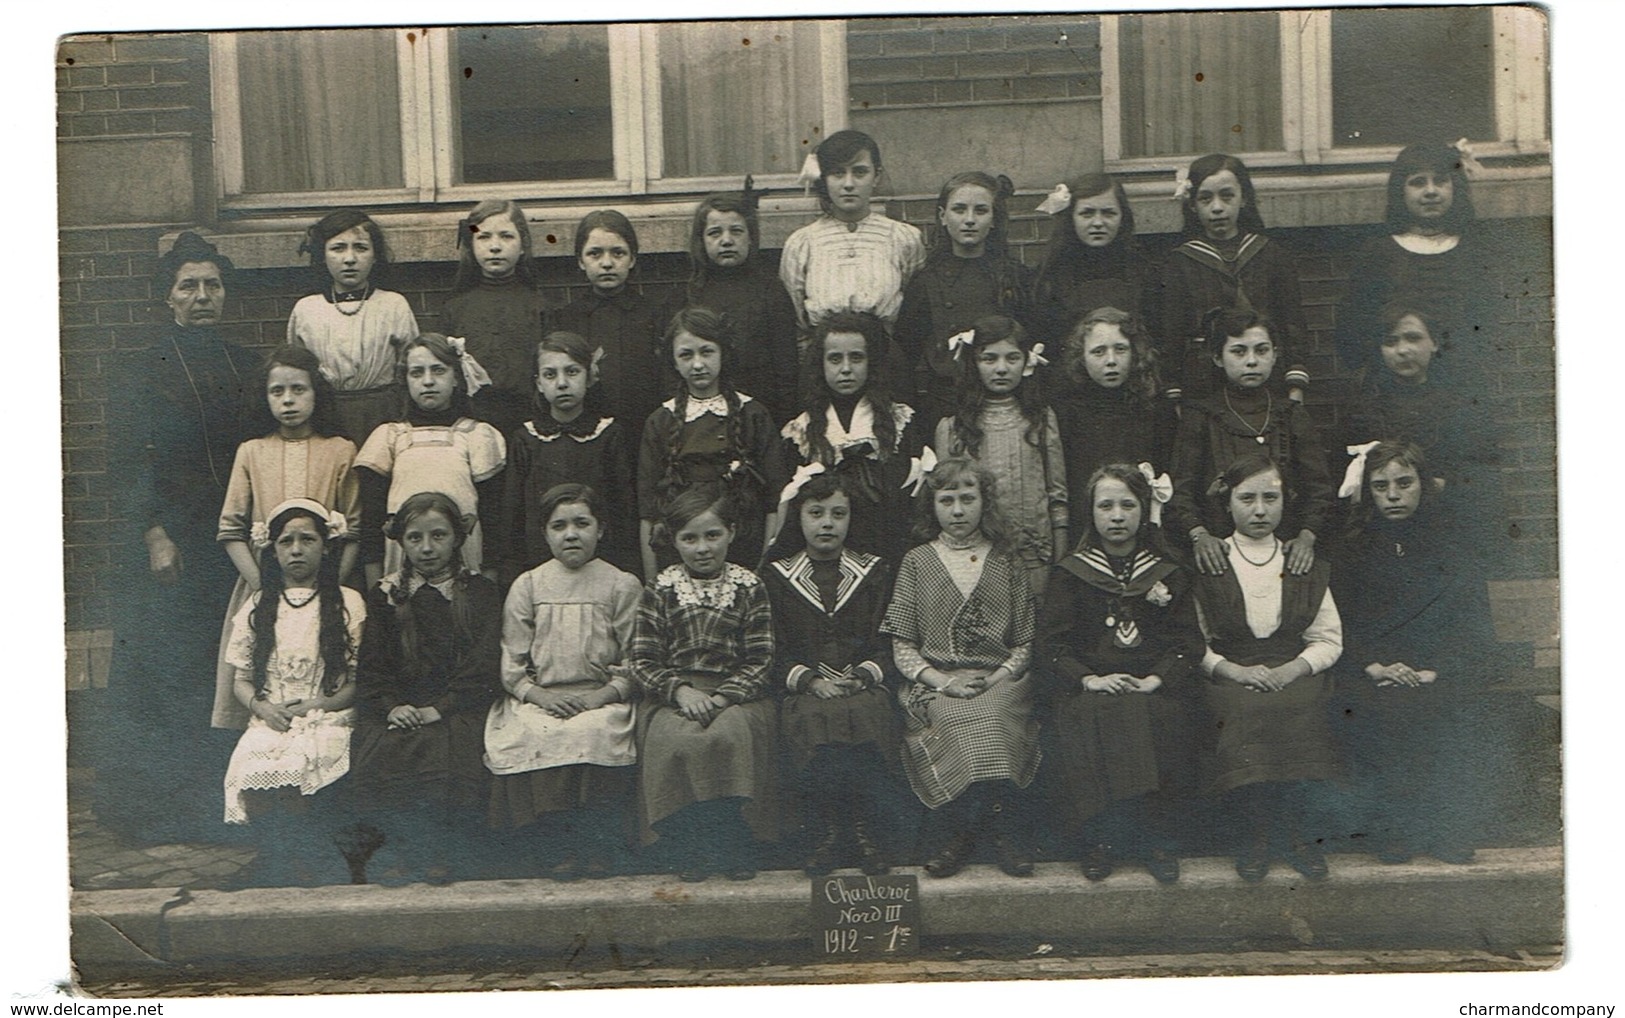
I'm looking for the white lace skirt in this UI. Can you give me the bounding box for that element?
[222,708,354,824]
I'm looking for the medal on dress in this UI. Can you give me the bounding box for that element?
[1255,434,1267,444]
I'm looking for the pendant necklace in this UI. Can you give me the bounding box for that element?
[332,283,372,317]
[1104,553,1133,629]
[1223,387,1272,445]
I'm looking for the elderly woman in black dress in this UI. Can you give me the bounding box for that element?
[90,232,260,843]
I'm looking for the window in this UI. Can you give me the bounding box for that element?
[1101,7,1547,171]
[210,22,848,209]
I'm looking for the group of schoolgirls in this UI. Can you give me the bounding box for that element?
[206,128,1503,887]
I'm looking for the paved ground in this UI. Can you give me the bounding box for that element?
[67,769,255,892]
[76,945,1561,996]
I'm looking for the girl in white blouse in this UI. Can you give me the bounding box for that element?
[1190,454,1342,884]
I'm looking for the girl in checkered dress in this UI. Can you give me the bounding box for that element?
[629,488,778,882]
[881,456,1040,879]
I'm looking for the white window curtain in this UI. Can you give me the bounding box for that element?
[657,21,827,179]
[1118,12,1282,159]
[235,30,404,193]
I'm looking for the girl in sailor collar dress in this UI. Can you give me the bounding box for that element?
[1038,464,1203,883]
[766,470,901,877]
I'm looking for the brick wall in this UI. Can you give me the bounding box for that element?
[847,15,1101,110]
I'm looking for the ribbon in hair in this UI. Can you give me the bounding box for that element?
[797,152,822,194]
[1023,342,1050,378]
[1138,462,1173,526]
[778,461,827,507]
[1452,138,1484,181]
[445,336,494,398]
[253,498,348,551]
[1173,167,1192,201]
[589,345,606,386]
[1339,441,1382,501]
[902,446,939,497]
[741,174,760,214]
[946,330,976,360]
[1035,182,1071,215]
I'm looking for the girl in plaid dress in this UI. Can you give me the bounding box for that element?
[630,488,777,882]
[881,457,1040,878]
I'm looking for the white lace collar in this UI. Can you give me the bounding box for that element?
[781,399,915,459]
[655,562,759,609]
[523,417,614,443]
[378,570,460,602]
[662,392,753,423]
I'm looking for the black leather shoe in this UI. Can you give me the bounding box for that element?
[549,853,581,883]
[925,831,975,878]
[1375,842,1414,864]
[1431,844,1476,865]
[853,820,890,876]
[804,823,843,877]
[1144,847,1181,884]
[1236,838,1270,883]
[725,865,758,881]
[678,863,710,883]
[1285,840,1328,881]
[1081,845,1113,882]
[993,832,1034,877]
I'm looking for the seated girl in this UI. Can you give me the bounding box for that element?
[629,489,778,881]
[1039,464,1204,884]
[484,484,643,881]
[765,470,901,876]
[221,498,366,886]
[881,457,1040,879]
[352,491,503,884]
[1190,454,1342,883]
[1332,441,1497,865]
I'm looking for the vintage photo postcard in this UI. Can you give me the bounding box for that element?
[53,3,1562,1001]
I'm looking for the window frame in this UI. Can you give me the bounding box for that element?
[209,22,848,211]
[1099,8,1549,175]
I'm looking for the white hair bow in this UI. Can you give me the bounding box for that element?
[1339,441,1382,501]
[1453,138,1484,181]
[1022,343,1050,378]
[1138,463,1173,526]
[1172,167,1192,201]
[778,461,827,508]
[946,330,976,360]
[252,498,348,551]
[445,336,493,398]
[1035,182,1071,215]
[902,446,939,498]
[797,152,822,194]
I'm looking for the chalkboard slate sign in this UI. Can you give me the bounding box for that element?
[810,874,921,957]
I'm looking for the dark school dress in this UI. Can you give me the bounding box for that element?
[637,393,788,570]
[91,323,259,842]
[1166,386,1335,546]
[498,414,637,586]
[1157,233,1308,401]
[1031,242,1158,347]
[1332,511,1501,851]
[440,275,548,438]
[685,262,802,425]
[1334,228,1498,385]
[1050,378,1177,539]
[765,550,901,774]
[894,252,1035,425]
[1193,556,1340,794]
[1038,547,1203,830]
[549,288,669,433]
[778,396,927,567]
[1338,364,1503,545]
[351,571,503,817]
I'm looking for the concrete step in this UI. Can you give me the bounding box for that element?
[72,846,1562,981]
